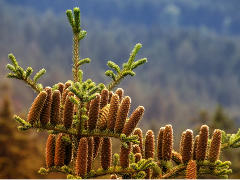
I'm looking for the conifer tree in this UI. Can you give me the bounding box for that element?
[5,7,240,179]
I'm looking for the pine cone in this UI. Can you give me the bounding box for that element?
[75,138,88,177]
[27,91,47,125]
[45,134,55,168]
[115,96,131,134]
[122,106,144,136]
[50,90,61,126]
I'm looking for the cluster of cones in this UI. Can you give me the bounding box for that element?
[27,83,222,178]
[27,83,146,177]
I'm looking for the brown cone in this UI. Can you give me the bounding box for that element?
[50,90,61,126]
[115,96,131,134]
[196,125,209,161]
[100,89,109,109]
[172,150,182,164]
[193,135,199,160]
[108,91,113,104]
[135,153,142,163]
[185,160,197,179]
[157,127,165,160]
[120,142,132,168]
[181,129,193,163]
[64,81,72,90]
[27,91,47,125]
[40,87,52,126]
[209,129,222,162]
[75,138,88,177]
[97,104,110,130]
[54,134,65,167]
[180,131,186,155]
[115,88,124,102]
[63,94,74,129]
[101,137,112,170]
[133,145,141,154]
[122,106,145,136]
[62,89,70,106]
[87,137,94,172]
[57,82,64,95]
[162,124,173,161]
[133,128,143,155]
[88,94,100,130]
[93,137,102,159]
[46,134,55,168]
[107,94,119,131]
[145,130,155,159]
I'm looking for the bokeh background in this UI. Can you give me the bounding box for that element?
[1,0,240,178]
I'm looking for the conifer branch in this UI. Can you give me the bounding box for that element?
[106,43,147,91]
[6,53,44,93]
[66,8,90,83]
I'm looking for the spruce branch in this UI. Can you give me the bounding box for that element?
[221,128,240,149]
[66,7,89,83]
[6,53,44,93]
[106,43,147,91]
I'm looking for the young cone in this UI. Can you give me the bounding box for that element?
[63,94,74,129]
[196,125,209,161]
[45,134,55,168]
[50,90,61,126]
[209,129,222,162]
[115,96,131,134]
[120,142,132,168]
[181,129,193,163]
[27,91,47,125]
[193,135,199,160]
[157,127,165,160]
[88,94,100,130]
[162,124,173,161]
[40,87,52,126]
[144,130,155,179]
[115,88,124,102]
[54,134,65,167]
[185,160,197,179]
[122,106,145,136]
[145,130,155,159]
[75,138,88,177]
[107,94,119,131]
[87,137,94,172]
[100,89,109,109]
[101,137,112,170]
[179,131,186,155]
[133,128,143,155]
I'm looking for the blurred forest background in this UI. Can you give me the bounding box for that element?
[1,0,240,178]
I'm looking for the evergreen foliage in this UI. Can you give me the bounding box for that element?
[5,7,240,179]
